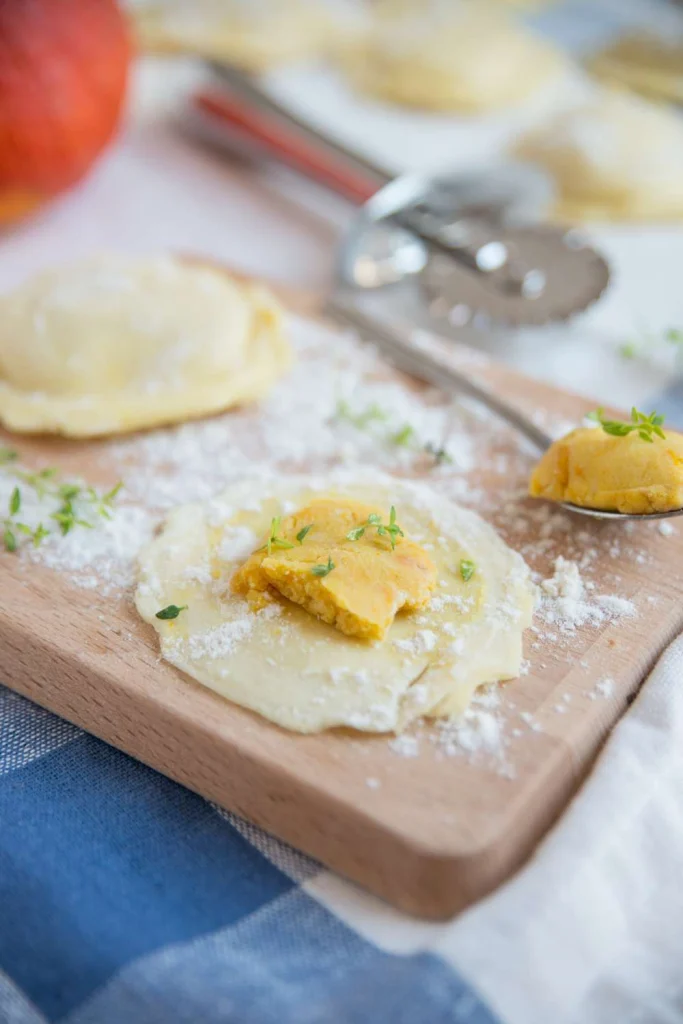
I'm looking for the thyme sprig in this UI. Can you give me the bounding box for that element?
[0,448,123,552]
[424,442,452,465]
[311,556,335,578]
[587,407,665,443]
[335,400,387,428]
[260,516,295,556]
[296,524,313,544]
[156,604,188,620]
[346,505,405,551]
[460,559,476,582]
[336,401,450,468]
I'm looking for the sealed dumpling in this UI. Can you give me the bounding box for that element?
[515,89,683,221]
[133,0,344,70]
[0,255,290,437]
[342,0,565,112]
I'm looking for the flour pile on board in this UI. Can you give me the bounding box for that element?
[388,685,513,774]
[539,556,636,632]
[111,316,480,511]
[0,465,155,595]
[30,505,156,595]
[1,308,653,769]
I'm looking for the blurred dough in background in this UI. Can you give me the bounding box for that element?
[131,0,354,70]
[589,33,683,105]
[491,0,555,7]
[0,255,290,438]
[514,89,683,223]
[341,0,566,113]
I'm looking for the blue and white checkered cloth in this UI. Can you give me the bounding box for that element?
[0,687,496,1024]
[4,627,683,1024]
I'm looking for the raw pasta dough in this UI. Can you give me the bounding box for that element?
[133,0,344,69]
[589,34,683,106]
[136,472,535,734]
[0,255,290,437]
[515,90,683,222]
[342,0,565,112]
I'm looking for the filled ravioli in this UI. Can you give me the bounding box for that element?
[136,473,536,735]
[589,34,683,106]
[0,255,290,437]
[342,0,564,113]
[515,89,683,222]
[133,0,341,69]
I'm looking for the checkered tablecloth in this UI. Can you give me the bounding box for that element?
[0,688,496,1024]
[4,630,683,1024]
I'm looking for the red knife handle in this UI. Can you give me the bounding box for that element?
[194,89,379,205]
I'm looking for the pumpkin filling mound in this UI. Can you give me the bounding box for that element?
[529,420,683,514]
[231,497,437,641]
[136,474,536,734]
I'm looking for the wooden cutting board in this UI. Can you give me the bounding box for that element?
[2,276,682,921]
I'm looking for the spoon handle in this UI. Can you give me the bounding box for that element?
[326,293,554,453]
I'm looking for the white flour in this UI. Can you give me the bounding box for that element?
[0,312,655,768]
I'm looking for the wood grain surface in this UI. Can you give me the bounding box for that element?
[1,275,682,920]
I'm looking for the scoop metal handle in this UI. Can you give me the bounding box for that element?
[325,295,683,522]
[326,292,553,452]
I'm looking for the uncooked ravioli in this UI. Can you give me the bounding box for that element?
[589,34,683,106]
[132,0,345,69]
[341,0,565,112]
[135,472,536,734]
[515,89,683,222]
[0,255,290,437]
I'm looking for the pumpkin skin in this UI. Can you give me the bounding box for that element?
[0,0,131,223]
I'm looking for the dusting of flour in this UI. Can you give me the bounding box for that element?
[1,311,662,770]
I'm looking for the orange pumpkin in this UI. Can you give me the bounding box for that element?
[0,0,131,223]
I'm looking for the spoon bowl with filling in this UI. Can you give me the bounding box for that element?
[529,413,683,520]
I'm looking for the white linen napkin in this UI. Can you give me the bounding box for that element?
[308,634,683,1023]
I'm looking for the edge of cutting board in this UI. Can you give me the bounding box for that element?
[2,266,682,920]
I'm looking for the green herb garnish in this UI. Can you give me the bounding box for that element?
[425,442,452,465]
[618,341,637,361]
[311,557,335,577]
[155,604,188,620]
[378,505,404,550]
[587,406,665,443]
[336,400,387,428]
[346,506,405,550]
[392,424,415,447]
[296,524,313,545]
[31,524,50,547]
[346,525,366,541]
[1,455,124,552]
[618,327,683,362]
[9,486,20,517]
[460,559,476,582]
[261,517,295,556]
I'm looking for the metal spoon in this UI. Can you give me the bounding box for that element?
[327,293,682,523]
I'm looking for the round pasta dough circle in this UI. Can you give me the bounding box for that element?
[136,472,536,735]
